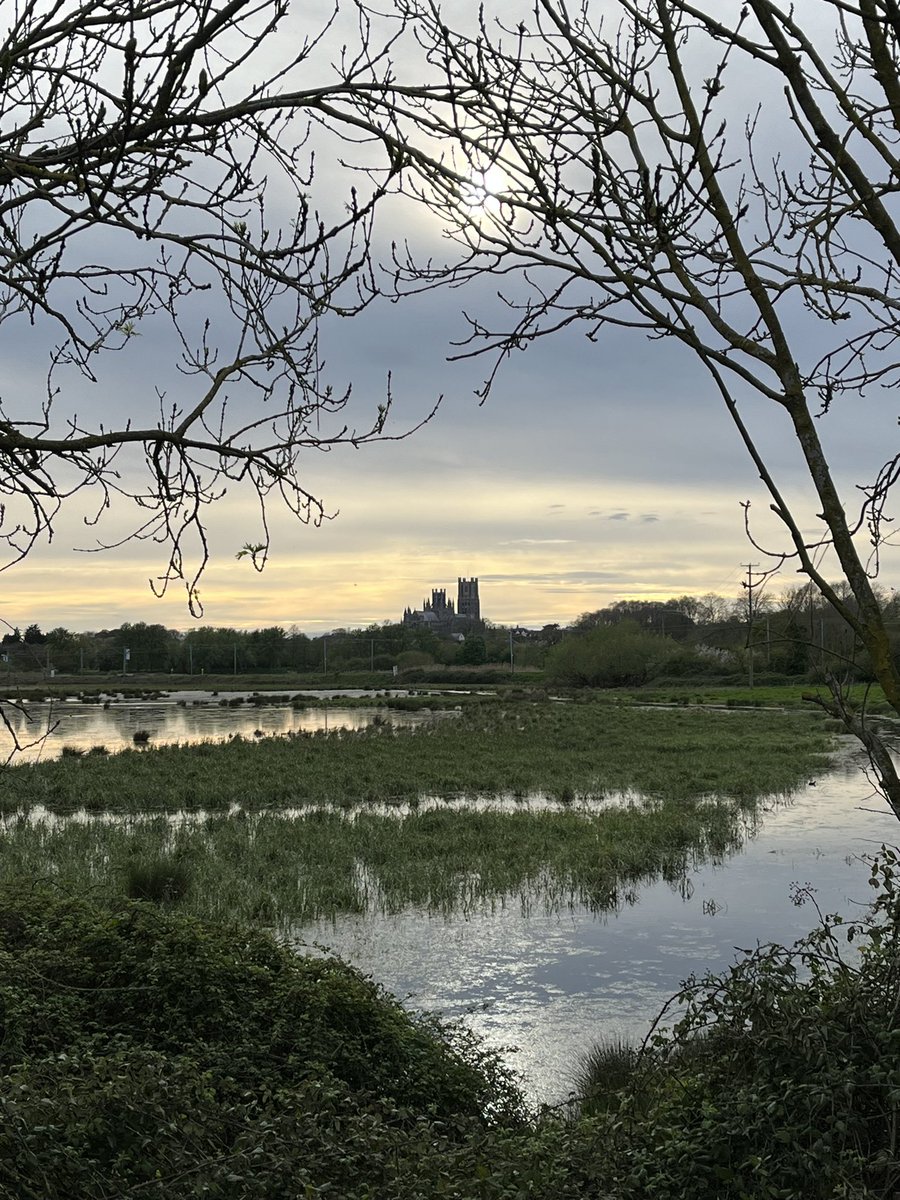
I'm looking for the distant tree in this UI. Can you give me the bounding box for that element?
[571,610,612,636]
[249,627,288,672]
[547,621,678,688]
[179,627,241,675]
[23,625,46,645]
[695,595,733,626]
[411,627,442,658]
[457,636,487,666]
[770,613,812,678]
[286,631,317,673]
[610,600,696,641]
[45,627,80,673]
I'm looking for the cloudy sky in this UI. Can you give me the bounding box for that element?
[4,1,896,635]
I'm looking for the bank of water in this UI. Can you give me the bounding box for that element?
[295,739,897,1106]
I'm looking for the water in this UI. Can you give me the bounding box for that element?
[295,738,898,1106]
[0,690,445,762]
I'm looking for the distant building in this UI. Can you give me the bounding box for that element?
[403,577,482,633]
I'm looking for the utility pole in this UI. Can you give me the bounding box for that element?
[743,563,760,689]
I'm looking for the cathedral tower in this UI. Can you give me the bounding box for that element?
[457,577,480,621]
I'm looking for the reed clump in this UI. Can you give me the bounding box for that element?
[0,798,762,926]
[571,1036,641,1115]
[124,856,191,904]
[0,701,833,922]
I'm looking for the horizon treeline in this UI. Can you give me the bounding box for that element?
[4,582,896,679]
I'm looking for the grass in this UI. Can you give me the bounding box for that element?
[0,700,834,921]
[0,702,833,815]
[591,681,894,712]
[570,1036,641,1114]
[124,855,192,902]
[1,665,526,703]
[1,797,757,925]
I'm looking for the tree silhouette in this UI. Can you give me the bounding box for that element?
[0,0,432,612]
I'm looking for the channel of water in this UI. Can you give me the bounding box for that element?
[0,690,439,761]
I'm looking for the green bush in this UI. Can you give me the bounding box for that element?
[0,885,544,1197]
[0,886,521,1120]
[5,852,900,1199]
[596,856,900,1199]
[546,620,680,687]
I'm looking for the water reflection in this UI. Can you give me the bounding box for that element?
[0,693,443,762]
[295,740,897,1106]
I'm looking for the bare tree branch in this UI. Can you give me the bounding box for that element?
[0,0,437,613]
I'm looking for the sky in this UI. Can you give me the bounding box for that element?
[4,1,897,635]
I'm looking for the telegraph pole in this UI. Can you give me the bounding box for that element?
[743,563,760,689]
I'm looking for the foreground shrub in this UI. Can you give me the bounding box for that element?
[3,859,900,1198]
[0,886,521,1121]
[0,884,544,1198]
[594,855,900,1199]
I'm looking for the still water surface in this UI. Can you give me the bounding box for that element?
[0,691,436,761]
[296,739,897,1106]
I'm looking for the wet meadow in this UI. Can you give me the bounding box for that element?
[0,688,852,1104]
[0,696,833,926]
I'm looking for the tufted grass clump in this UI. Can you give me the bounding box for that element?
[571,1035,641,1115]
[124,856,191,904]
[0,702,833,815]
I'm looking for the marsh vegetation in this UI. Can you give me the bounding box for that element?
[0,700,833,926]
[4,687,894,1198]
[1,701,830,815]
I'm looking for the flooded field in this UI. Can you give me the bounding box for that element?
[0,694,882,1106]
[0,691,440,761]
